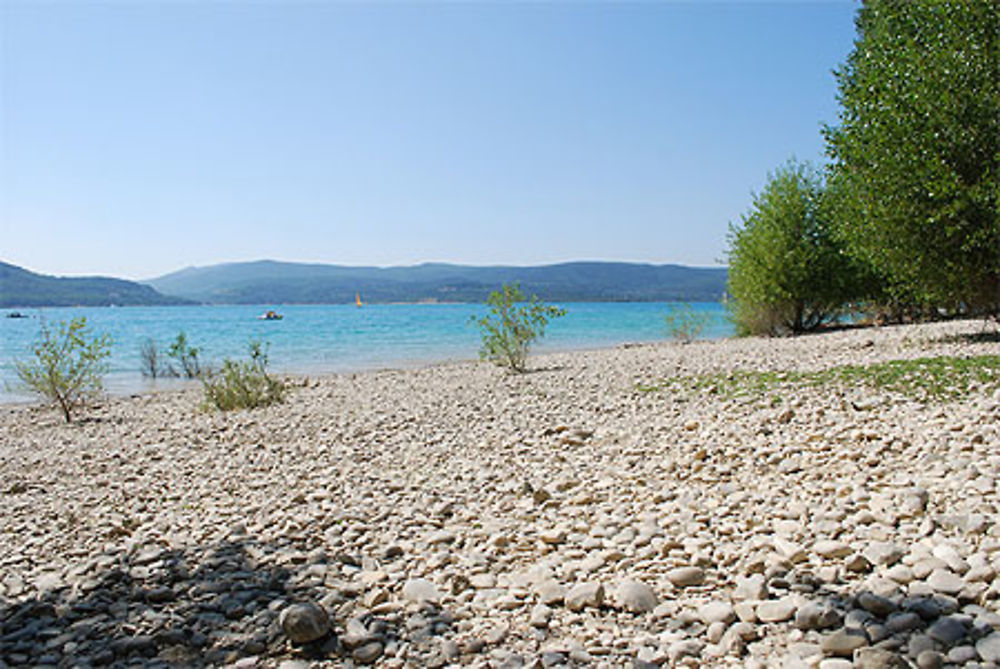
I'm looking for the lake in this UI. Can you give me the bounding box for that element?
[1,302,732,402]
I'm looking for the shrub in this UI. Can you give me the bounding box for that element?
[168,332,204,378]
[139,338,177,378]
[664,303,709,343]
[202,341,286,411]
[473,283,566,373]
[15,317,112,423]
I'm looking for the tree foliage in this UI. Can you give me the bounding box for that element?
[473,283,566,372]
[726,161,857,336]
[824,0,1000,316]
[15,317,112,422]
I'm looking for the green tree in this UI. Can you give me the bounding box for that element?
[824,1,1000,316]
[473,283,566,372]
[15,317,112,422]
[726,160,857,336]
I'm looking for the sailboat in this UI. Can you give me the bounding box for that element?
[355,292,363,308]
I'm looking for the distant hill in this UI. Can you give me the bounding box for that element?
[0,261,195,308]
[146,260,728,304]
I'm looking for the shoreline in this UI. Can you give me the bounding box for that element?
[0,332,714,407]
[2,318,1000,667]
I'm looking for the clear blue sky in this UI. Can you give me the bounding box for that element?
[1,1,859,280]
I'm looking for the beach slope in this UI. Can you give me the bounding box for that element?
[2,320,999,666]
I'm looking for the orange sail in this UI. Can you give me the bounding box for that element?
[355,292,363,308]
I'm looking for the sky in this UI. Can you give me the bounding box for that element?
[1,1,859,280]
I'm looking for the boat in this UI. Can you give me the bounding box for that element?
[258,310,283,321]
[5,311,28,319]
[356,292,363,308]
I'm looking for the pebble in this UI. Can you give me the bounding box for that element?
[733,574,768,601]
[402,578,442,605]
[279,602,330,644]
[757,598,798,623]
[915,649,943,669]
[820,628,869,657]
[352,641,384,664]
[615,579,658,613]
[853,647,908,668]
[564,582,604,612]
[698,601,736,625]
[534,580,566,606]
[3,319,1000,668]
[976,632,1000,663]
[666,566,704,587]
[926,569,965,595]
[795,602,841,630]
[926,616,966,645]
[814,540,852,559]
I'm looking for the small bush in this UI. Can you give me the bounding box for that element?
[473,283,566,373]
[202,341,286,411]
[139,338,177,378]
[168,332,204,378]
[664,303,709,343]
[15,317,112,422]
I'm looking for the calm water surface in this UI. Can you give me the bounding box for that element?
[1,302,732,402]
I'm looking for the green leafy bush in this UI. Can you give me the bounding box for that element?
[726,160,858,336]
[473,283,566,373]
[168,332,204,378]
[202,341,286,411]
[15,317,112,422]
[664,303,709,343]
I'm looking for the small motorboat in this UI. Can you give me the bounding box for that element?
[5,311,28,319]
[258,310,283,321]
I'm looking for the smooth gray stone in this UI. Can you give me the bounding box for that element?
[976,632,1000,663]
[926,616,967,646]
[279,602,330,644]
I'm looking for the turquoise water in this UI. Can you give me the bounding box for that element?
[1,302,732,402]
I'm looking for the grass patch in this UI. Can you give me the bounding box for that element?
[640,354,1000,402]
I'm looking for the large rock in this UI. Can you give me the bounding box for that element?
[279,602,330,644]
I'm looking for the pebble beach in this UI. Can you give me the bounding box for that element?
[2,319,1000,668]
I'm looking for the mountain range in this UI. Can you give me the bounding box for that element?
[0,259,728,307]
[0,261,192,308]
[145,260,728,304]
